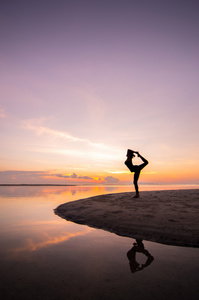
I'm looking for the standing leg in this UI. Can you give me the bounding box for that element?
[133,168,140,198]
[133,153,148,198]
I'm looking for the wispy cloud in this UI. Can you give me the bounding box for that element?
[21,118,124,166]
[104,176,120,184]
[0,170,51,184]
[55,173,93,180]
[22,118,106,148]
[0,170,104,184]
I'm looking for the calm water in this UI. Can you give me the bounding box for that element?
[0,185,199,300]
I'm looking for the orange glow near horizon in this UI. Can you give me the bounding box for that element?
[1,163,199,185]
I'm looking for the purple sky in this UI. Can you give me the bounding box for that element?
[1,0,199,184]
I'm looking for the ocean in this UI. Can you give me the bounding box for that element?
[0,185,199,299]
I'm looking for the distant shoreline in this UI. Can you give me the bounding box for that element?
[0,184,77,186]
[0,183,199,189]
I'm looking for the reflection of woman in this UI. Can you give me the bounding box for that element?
[127,239,154,273]
[125,149,148,198]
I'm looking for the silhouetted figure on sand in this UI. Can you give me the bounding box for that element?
[127,239,154,273]
[125,149,148,198]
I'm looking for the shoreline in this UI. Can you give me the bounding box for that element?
[55,189,199,248]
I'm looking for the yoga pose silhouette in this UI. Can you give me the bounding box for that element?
[125,149,148,198]
[127,239,154,273]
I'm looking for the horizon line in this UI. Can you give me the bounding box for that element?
[0,183,199,187]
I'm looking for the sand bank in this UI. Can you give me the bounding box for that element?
[55,189,199,247]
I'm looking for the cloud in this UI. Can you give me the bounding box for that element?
[20,119,124,166]
[71,172,77,178]
[0,170,46,176]
[22,118,106,148]
[0,170,119,185]
[56,174,70,178]
[0,170,96,184]
[78,176,93,179]
[55,173,92,180]
[55,173,77,179]
[104,176,120,184]
[0,170,51,184]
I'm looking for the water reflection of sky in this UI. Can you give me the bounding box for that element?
[1,186,199,300]
[1,186,133,261]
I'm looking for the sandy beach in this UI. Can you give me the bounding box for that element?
[55,189,199,248]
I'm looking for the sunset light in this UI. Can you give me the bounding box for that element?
[1,0,199,186]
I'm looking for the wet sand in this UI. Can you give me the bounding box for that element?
[55,189,199,247]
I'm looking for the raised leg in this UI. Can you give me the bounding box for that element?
[137,153,148,170]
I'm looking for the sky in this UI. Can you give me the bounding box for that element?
[0,0,199,185]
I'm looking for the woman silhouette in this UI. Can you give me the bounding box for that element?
[125,149,148,198]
